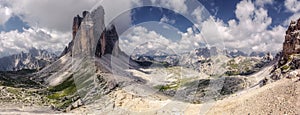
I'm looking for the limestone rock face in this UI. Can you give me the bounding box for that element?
[271,18,300,79]
[60,11,87,57]
[95,24,120,57]
[60,6,120,58]
[282,18,300,60]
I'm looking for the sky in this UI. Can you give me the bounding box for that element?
[0,0,299,57]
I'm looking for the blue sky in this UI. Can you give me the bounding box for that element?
[0,0,300,57]
[1,0,293,32]
[130,0,294,31]
[199,0,293,28]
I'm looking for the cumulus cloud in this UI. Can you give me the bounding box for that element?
[0,5,12,25]
[93,0,142,34]
[120,0,286,55]
[204,0,284,53]
[119,26,171,54]
[0,28,71,57]
[0,0,143,33]
[0,0,142,57]
[283,0,300,25]
[192,6,206,23]
[284,13,300,25]
[160,15,175,24]
[255,0,274,7]
[119,25,207,55]
[150,0,188,14]
[284,0,300,13]
[1,0,99,32]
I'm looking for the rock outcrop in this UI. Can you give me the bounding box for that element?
[271,18,300,80]
[282,18,300,60]
[60,7,120,58]
[95,24,120,57]
[60,12,87,57]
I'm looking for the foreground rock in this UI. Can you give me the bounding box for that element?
[271,18,300,80]
[282,19,300,60]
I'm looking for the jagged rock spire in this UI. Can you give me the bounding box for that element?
[60,6,121,58]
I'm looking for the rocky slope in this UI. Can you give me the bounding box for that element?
[30,5,131,112]
[0,48,57,71]
[271,18,300,80]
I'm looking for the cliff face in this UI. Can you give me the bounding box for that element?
[95,25,120,57]
[282,18,300,60]
[60,7,120,58]
[271,18,300,80]
[60,12,86,57]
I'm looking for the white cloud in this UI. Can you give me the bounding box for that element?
[255,0,274,7]
[0,0,142,57]
[0,28,71,57]
[0,0,288,57]
[160,15,175,24]
[0,5,12,25]
[93,0,142,34]
[150,0,188,14]
[1,0,100,32]
[2,0,142,32]
[182,0,281,54]
[120,26,172,54]
[192,6,206,23]
[120,0,285,55]
[284,0,300,13]
[206,0,284,53]
[119,25,207,55]
[235,0,255,21]
[284,13,300,26]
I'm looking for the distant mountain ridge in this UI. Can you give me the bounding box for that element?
[0,48,57,71]
[130,45,271,68]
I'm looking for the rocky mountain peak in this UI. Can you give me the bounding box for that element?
[95,24,120,57]
[60,6,120,58]
[60,10,91,57]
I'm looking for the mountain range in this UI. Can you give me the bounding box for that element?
[0,48,57,71]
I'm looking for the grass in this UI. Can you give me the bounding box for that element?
[155,83,179,91]
[0,72,40,88]
[47,74,77,100]
[47,85,77,99]
[6,87,19,94]
[281,65,290,70]
[225,58,259,76]
[0,69,37,75]
[48,75,74,92]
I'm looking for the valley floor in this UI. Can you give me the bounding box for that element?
[68,72,300,114]
[0,67,299,114]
